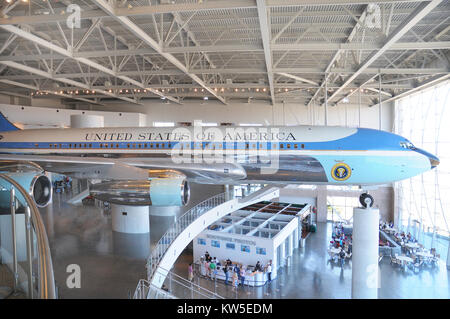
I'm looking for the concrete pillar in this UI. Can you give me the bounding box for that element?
[352,207,379,299]
[272,249,278,278]
[280,242,286,267]
[148,206,179,217]
[316,185,328,222]
[224,184,230,200]
[70,114,104,128]
[112,231,150,259]
[288,234,294,256]
[111,204,150,234]
[293,229,299,249]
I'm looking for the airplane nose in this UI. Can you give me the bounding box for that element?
[429,154,440,169]
[414,148,439,169]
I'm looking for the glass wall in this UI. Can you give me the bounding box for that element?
[395,80,450,260]
[327,196,359,222]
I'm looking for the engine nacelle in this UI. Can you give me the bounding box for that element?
[89,178,190,206]
[0,171,53,208]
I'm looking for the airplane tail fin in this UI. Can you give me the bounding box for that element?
[0,112,21,132]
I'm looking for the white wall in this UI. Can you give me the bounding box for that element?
[193,231,274,267]
[0,96,394,131]
[96,99,394,131]
[0,103,146,128]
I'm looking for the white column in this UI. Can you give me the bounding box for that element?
[224,184,230,200]
[352,207,379,299]
[280,242,286,267]
[111,204,150,234]
[288,234,294,256]
[293,229,299,249]
[148,206,179,217]
[70,114,104,128]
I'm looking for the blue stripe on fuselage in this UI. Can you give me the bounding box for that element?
[0,128,408,152]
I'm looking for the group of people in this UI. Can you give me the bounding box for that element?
[392,231,417,246]
[329,223,353,266]
[331,224,352,254]
[193,251,273,288]
[379,220,394,230]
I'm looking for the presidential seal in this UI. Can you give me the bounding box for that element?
[331,163,351,181]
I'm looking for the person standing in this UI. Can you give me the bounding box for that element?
[188,263,194,282]
[209,259,217,280]
[206,260,211,278]
[223,264,229,285]
[266,260,272,283]
[232,271,238,289]
[240,265,246,287]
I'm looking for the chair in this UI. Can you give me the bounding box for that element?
[413,260,423,273]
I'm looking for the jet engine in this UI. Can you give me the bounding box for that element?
[0,171,53,208]
[89,178,190,206]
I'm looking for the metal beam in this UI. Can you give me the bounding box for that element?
[0,67,446,80]
[0,24,180,104]
[271,7,305,43]
[0,61,137,104]
[276,72,319,85]
[1,4,434,26]
[327,0,443,104]
[257,0,275,104]
[93,0,226,104]
[1,41,447,59]
[307,5,368,107]
[371,73,450,106]
[0,77,104,105]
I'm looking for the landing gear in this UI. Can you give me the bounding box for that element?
[359,193,374,208]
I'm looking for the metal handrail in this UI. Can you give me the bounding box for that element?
[146,192,228,279]
[0,173,56,299]
[134,267,224,299]
[155,266,224,299]
[133,279,177,299]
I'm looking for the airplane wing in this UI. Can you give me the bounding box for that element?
[0,154,247,183]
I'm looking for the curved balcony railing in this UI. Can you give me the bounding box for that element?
[146,192,228,279]
[134,267,224,299]
[0,173,56,299]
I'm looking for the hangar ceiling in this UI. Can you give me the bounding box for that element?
[0,0,449,107]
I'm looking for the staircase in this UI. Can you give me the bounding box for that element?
[143,185,280,298]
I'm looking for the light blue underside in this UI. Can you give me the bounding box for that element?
[315,154,430,185]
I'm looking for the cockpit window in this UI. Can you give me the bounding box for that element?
[400,141,415,149]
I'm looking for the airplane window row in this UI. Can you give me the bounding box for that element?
[38,143,306,149]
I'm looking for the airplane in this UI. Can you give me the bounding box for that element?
[0,112,439,209]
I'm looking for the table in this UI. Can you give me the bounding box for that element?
[328,247,342,255]
[396,255,413,263]
[405,243,420,249]
[415,251,433,259]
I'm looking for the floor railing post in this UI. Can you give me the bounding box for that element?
[24,206,34,299]
[10,187,18,293]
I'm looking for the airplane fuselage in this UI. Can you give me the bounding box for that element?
[0,125,439,186]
